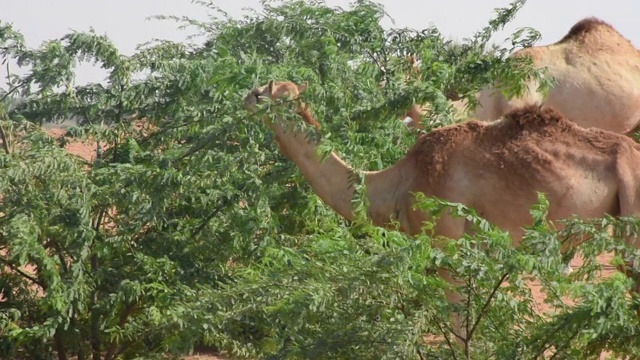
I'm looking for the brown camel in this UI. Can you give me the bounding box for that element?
[244,80,640,343]
[399,55,425,127]
[466,17,640,134]
[375,55,428,128]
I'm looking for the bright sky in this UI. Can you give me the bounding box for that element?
[1,0,639,85]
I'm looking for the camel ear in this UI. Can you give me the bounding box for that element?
[267,80,276,94]
[297,81,308,93]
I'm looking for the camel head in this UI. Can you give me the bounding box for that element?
[244,80,309,112]
[244,80,322,132]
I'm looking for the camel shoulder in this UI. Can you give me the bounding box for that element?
[409,105,567,164]
[497,104,574,133]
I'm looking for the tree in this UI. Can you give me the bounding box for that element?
[0,0,638,359]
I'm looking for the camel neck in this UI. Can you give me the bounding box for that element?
[272,116,358,221]
[269,109,414,231]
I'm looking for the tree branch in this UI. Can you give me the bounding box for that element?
[435,319,459,360]
[45,238,70,273]
[54,330,68,360]
[531,316,575,359]
[0,125,10,155]
[465,272,473,351]
[191,196,234,238]
[104,302,137,360]
[0,257,47,290]
[90,210,105,360]
[467,272,510,341]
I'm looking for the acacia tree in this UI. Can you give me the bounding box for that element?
[0,0,639,359]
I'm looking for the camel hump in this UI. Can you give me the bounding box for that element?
[557,17,622,44]
[502,104,571,130]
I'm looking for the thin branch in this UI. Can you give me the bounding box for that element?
[435,319,459,360]
[0,257,47,289]
[111,340,134,360]
[0,125,10,154]
[465,271,473,353]
[104,302,137,360]
[548,327,581,359]
[531,316,575,359]
[70,307,86,360]
[2,59,25,103]
[47,238,70,273]
[136,118,201,145]
[92,209,106,233]
[467,272,510,341]
[90,210,105,360]
[0,84,25,105]
[54,330,69,360]
[191,196,235,238]
[365,49,385,76]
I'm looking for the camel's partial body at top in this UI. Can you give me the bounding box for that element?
[406,17,640,134]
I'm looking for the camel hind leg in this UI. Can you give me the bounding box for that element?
[430,212,471,348]
[615,148,640,293]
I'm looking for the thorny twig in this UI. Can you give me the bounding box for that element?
[467,272,510,341]
[0,257,47,290]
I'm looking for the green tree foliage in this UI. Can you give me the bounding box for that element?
[0,0,638,359]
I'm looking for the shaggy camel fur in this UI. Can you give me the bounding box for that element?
[245,80,640,342]
[475,17,640,134]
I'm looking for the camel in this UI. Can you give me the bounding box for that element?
[375,55,427,128]
[397,55,472,129]
[244,79,640,345]
[399,55,425,127]
[374,55,462,129]
[408,17,640,134]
